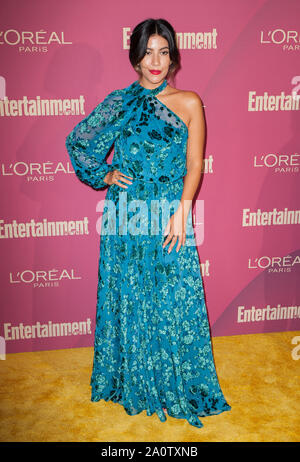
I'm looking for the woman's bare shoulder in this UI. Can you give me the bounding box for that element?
[167,86,204,127]
[168,85,203,107]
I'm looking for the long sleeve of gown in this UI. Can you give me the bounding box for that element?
[65,90,124,190]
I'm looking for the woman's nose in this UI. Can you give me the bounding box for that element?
[151,55,160,65]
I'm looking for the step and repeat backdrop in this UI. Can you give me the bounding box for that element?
[1,0,299,354]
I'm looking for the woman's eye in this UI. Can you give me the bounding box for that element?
[145,51,169,55]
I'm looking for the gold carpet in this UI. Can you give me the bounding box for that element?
[0,330,299,442]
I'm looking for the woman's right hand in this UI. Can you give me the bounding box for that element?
[103,170,133,189]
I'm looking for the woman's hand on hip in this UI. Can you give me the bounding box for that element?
[104,170,133,189]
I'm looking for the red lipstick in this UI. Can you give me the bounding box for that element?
[149,70,161,75]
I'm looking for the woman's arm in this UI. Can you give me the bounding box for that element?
[65,90,124,190]
[180,92,205,215]
[163,92,205,253]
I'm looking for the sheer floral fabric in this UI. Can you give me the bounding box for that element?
[65,78,231,428]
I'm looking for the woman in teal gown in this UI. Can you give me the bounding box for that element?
[65,20,230,429]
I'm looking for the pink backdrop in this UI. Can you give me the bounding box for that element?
[1,0,299,354]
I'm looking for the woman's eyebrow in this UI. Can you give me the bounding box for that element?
[146,46,169,50]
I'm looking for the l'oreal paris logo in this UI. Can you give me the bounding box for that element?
[260,29,300,50]
[9,268,82,288]
[248,254,300,272]
[253,152,300,173]
[0,29,71,47]
[1,161,75,181]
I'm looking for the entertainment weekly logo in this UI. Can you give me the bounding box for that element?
[260,28,300,51]
[248,254,299,274]
[253,152,300,173]
[1,161,74,183]
[242,207,300,227]
[123,27,218,50]
[248,89,300,111]
[9,268,82,288]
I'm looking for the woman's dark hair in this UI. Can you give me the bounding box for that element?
[129,18,181,81]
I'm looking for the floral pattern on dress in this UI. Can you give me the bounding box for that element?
[65,78,231,428]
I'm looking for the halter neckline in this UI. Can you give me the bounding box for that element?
[134,78,168,96]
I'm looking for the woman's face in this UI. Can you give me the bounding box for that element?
[138,34,171,83]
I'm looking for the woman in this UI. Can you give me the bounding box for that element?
[65,18,231,429]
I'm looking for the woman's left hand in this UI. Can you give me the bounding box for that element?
[162,203,190,253]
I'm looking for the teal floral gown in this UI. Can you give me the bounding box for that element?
[65,78,231,428]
